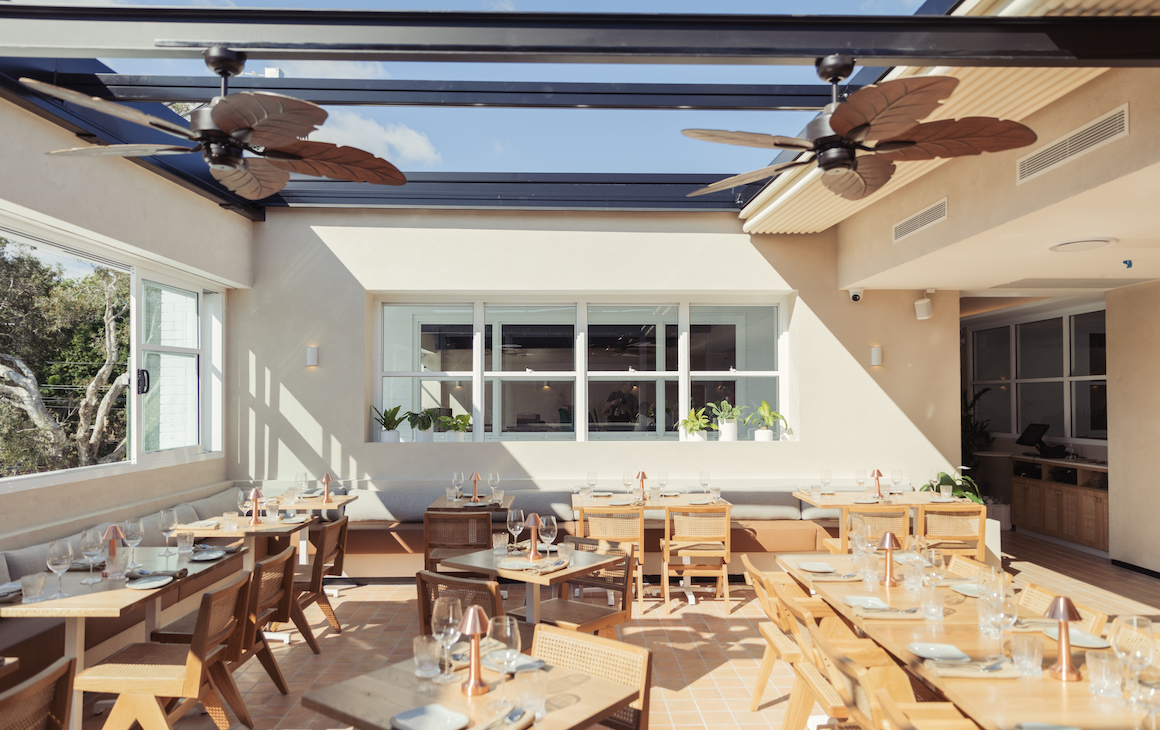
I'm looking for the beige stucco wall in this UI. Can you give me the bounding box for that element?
[1106,280,1160,572]
[229,208,958,486]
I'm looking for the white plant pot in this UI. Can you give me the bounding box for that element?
[380,429,401,443]
[414,427,434,443]
[754,428,775,442]
[684,429,706,442]
[987,503,1012,531]
[446,431,466,443]
[717,419,738,441]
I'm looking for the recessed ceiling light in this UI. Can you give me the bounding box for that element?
[1048,237,1118,253]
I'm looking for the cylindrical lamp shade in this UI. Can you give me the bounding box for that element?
[915,298,933,320]
[306,346,319,367]
[870,346,883,366]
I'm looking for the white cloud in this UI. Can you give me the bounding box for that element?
[489,0,517,10]
[271,60,392,80]
[310,110,441,167]
[492,140,507,155]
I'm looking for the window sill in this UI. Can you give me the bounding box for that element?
[0,450,224,495]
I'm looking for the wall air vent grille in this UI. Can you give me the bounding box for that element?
[893,198,947,243]
[1017,104,1128,185]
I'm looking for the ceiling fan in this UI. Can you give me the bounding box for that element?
[683,54,1037,201]
[20,47,406,200]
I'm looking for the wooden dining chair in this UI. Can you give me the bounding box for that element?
[915,504,987,561]
[509,537,635,638]
[153,546,301,693]
[576,505,645,613]
[423,511,492,572]
[825,505,911,554]
[415,570,503,635]
[876,688,980,730]
[0,657,73,730]
[740,554,806,712]
[75,573,253,730]
[292,516,349,649]
[530,624,652,730]
[1018,583,1109,635]
[661,504,731,614]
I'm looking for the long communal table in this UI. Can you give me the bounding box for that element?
[776,551,1143,730]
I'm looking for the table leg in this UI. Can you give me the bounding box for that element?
[298,529,309,566]
[243,536,256,571]
[525,583,541,624]
[143,597,161,640]
[64,617,85,730]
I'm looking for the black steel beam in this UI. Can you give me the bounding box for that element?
[40,73,852,111]
[0,7,1158,67]
[266,174,744,211]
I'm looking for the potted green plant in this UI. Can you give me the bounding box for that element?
[439,413,472,442]
[372,405,406,443]
[405,408,438,442]
[920,470,984,504]
[708,399,747,441]
[678,407,710,442]
[745,400,788,442]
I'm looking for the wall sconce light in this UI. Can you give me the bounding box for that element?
[915,290,935,321]
[306,346,319,367]
[870,346,883,367]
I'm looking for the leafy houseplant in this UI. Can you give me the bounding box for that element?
[405,408,438,443]
[709,399,747,441]
[678,407,711,442]
[372,405,406,443]
[439,414,472,442]
[745,400,788,442]
[920,471,984,505]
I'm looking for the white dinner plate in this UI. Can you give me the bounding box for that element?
[481,653,546,675]
[688,498,713,505]
[496,557,549,570]
[126,575,174,591]
[280,515,309,524]
[537,543,558,552]
[1043,625,1110,649]
[462,502,491,508]
[1014,724,1082,730]
[929,497,957,503]
[390,704,469,730]
[797,562,835,573]
[844,596,891,610]
[661,491,681,497]
[907,643,971,662]
[852,498,879,504]
[609,498,635,506]
[591,491,614,497]
[950,583,986,598]
[189,550,226,562]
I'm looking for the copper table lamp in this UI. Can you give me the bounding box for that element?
[525,513,543,561]
[248,487,264,525]
[636,471,648,500]
[458,605,490,696]
[321,473,333,504]
[872,469,884,499]
[877,532,901,587]
[470,471,482,503]
[1046,596,1083,681]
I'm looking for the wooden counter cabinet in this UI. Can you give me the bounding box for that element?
[1010,455,1108,550]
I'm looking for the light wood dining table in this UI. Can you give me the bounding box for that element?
[176,514,316,570]
[302,656,638,730]
[428,493,515,513]
[775,551,1144,730]
[261,492,357,564]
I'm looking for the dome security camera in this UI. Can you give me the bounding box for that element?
[849,288,864,302]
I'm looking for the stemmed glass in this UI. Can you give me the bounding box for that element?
[46,540,72,599]
[855,469,869,495]
[657,471,668,492]
[586,472,598,491]
[890,469,904,492]
[237,489,249,515]
[507,509,525,551]
[621,471,633,494]
[820,470,832,492]
[1111,615,1155,708]
[452,472,465,500]
[985,595,1019,662]
[699,470,711,493]
[159,509,178,556]
[122,519,144,569]
[79,528,103,585]
[486,615,522,710]
[539,516,558,552]
[488,472,501,498]
[431,597,463,685]
[922,549,946,588]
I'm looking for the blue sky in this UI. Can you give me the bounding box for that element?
[89,0,926,175]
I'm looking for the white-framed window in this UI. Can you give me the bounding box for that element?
[377,300,783,442]
[967,306,1106,443]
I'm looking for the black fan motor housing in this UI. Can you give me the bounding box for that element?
[203,142,245,171]
[816,145,856,174]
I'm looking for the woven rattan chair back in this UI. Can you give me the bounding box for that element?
[531,624,652,730]
[415,570,503,636]
[945,554,1012,585]
[0,657,73,730]
[562,536,633,610]
[423,511,492,570]
[577,506,644,544]
[307,516,349,589]
[917,504,985,560]
[247,545,297,648]
[1018,583,1108,635]
[663,504,730,559]
[839,505,911,552]
[187,572,251,696]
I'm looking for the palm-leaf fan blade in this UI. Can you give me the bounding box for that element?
[687,158,813,197]
[210,158,291,200]
[211,92,328,149]
[682,129,814,151]
[830,76,959,142]
[873,118,1037,162]
[263,140,406,186]
[20,77,197,141]
[46,144,199,157]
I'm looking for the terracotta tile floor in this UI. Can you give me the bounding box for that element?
[78,532,1160,730]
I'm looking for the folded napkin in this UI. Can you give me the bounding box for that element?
[449,638,504,669]
[194,544,240,554]
[68,559,104,571]
[476,708,535,730]
[0,581,21,604]
[809,573,862,583]
[127,568,188,580]
[853,607,924,620]
[531,559,570,575]
[176,520,219,530]
[924,659,1020,679]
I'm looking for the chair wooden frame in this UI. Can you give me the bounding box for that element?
[576,505,645,614]
[741,555,807,712]
[292,516,349,653]
[530,623,652,730]
[75,573,253,730]
[509,537,635,638]
[0,656,74,730]
[1018,582,1109,636]
[915,503,986,561]
[423,511,493,573]
[415,570,503,636]
[946,554,1012,584]
[661,504,731,614]
[825,504,912,554]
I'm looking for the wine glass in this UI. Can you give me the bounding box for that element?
[985,595,1019,662]
[452,472,465,500]
[46,539,72,599]
[79,528,103,585]
[621,471,633,494]
[486,615,522,710]
[922,549,946,588]
[699,470,710,493]
[657,471,668,491]
[539,516,558,550]
[855,469,868,491]
[890,469,904,492]
[431,597,463,685]
[237,489,249,515]
[488,472,501,497]
[1111,616,1155,707]
[507,509,525,551]
[122,519,144,569]
[158,509,178,556]
[586,471,598,490]
[820,469,832,491]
